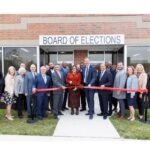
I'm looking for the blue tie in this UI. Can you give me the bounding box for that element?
[85,67,89,83]
[100,71,103,81]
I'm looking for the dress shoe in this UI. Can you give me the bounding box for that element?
[44,114,48,118]
[58,112,64,115]
[118,116,125,119]
[139,117,144,122]
[65,107,69,110]
[53,115,59,120]
[103,116,107,120]
[97,113,103,116]
[62,109,65,111]
[80,108,86,111]
[47,108,51,112]
[112,107,117,112]
[107,112,112,116]
[18,115,23,119]
[37,116,43,120]
[89,115,93,120]
[85,113,90,115]
[28,115,32,118]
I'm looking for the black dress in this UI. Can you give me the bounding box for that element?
[0,72,5,96]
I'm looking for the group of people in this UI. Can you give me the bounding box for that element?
[0,57,150,122]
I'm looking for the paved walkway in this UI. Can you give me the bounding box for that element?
[53,94,120,139]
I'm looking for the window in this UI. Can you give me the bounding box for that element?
[105,51,112,62]
[0,47,2,72]
[89,51,104,63]
[49,52,57,64]
[58,51,73,63]
[3,47,37,75]
[127,46,150,72]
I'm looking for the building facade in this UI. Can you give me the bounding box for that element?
[0,14,150,74]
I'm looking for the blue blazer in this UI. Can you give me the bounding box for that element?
[82,65,97,85]
[34,73,51,96]
[97,70,113,88]
[24,72,37,95]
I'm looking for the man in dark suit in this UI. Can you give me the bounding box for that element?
[33,66,51,120]
[106,61,116,115]
[60,61,69,111]
[46,62,55,112]
[97,63,113,120]
[77,63,86,111]
[52,65,66,119]
[82,57,97,120]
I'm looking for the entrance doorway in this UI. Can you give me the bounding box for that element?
[39,45,124,66]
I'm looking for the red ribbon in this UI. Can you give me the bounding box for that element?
[34,86,148,93]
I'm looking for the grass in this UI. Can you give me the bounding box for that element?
[110,110,150,140]
[0,109,58,136]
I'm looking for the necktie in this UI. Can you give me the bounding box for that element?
[58,72,61,78]
[43,75,47,84]
[85,67,89,83]
[32,72,35,79]
[100,71,103,80]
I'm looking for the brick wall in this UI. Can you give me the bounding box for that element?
[0,14,150,40]
[74,50,88,64]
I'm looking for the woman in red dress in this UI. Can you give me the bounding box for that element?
[66,65,81,115]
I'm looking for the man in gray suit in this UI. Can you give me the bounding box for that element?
[24,64,37,118]
[113,62,127,118]
[52,65,66,119]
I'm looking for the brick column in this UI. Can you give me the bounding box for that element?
[74,50,88,64]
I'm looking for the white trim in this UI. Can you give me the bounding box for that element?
[36,46,40,73]
[126,44,150,47]
[1,45,38,48]
[1,47,4,75]
[124,45,127,69]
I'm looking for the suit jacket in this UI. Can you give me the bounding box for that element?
[33,73,51,96]
[97,70,113,88]
[24,72,37,95]
[82,65,97,86]
[113,69,127,99]
[107,67,116,82]
[52,71,65,94]
[15,75,25,96]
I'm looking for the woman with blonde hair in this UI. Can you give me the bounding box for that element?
[135,64,147,121]
[15,67,26,118]
[126,66,138,121]
[4,66,16,121]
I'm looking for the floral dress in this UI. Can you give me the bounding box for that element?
[4,74,16,104]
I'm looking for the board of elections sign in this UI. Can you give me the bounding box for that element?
[39,34,124,45]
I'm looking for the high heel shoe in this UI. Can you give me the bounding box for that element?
[71,108,74,115]
[5,115,14,121]
[76,108,79,115]
[130,118,135,122]
[127,117,132,120]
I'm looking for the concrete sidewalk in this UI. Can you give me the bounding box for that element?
[53,94,120,139]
